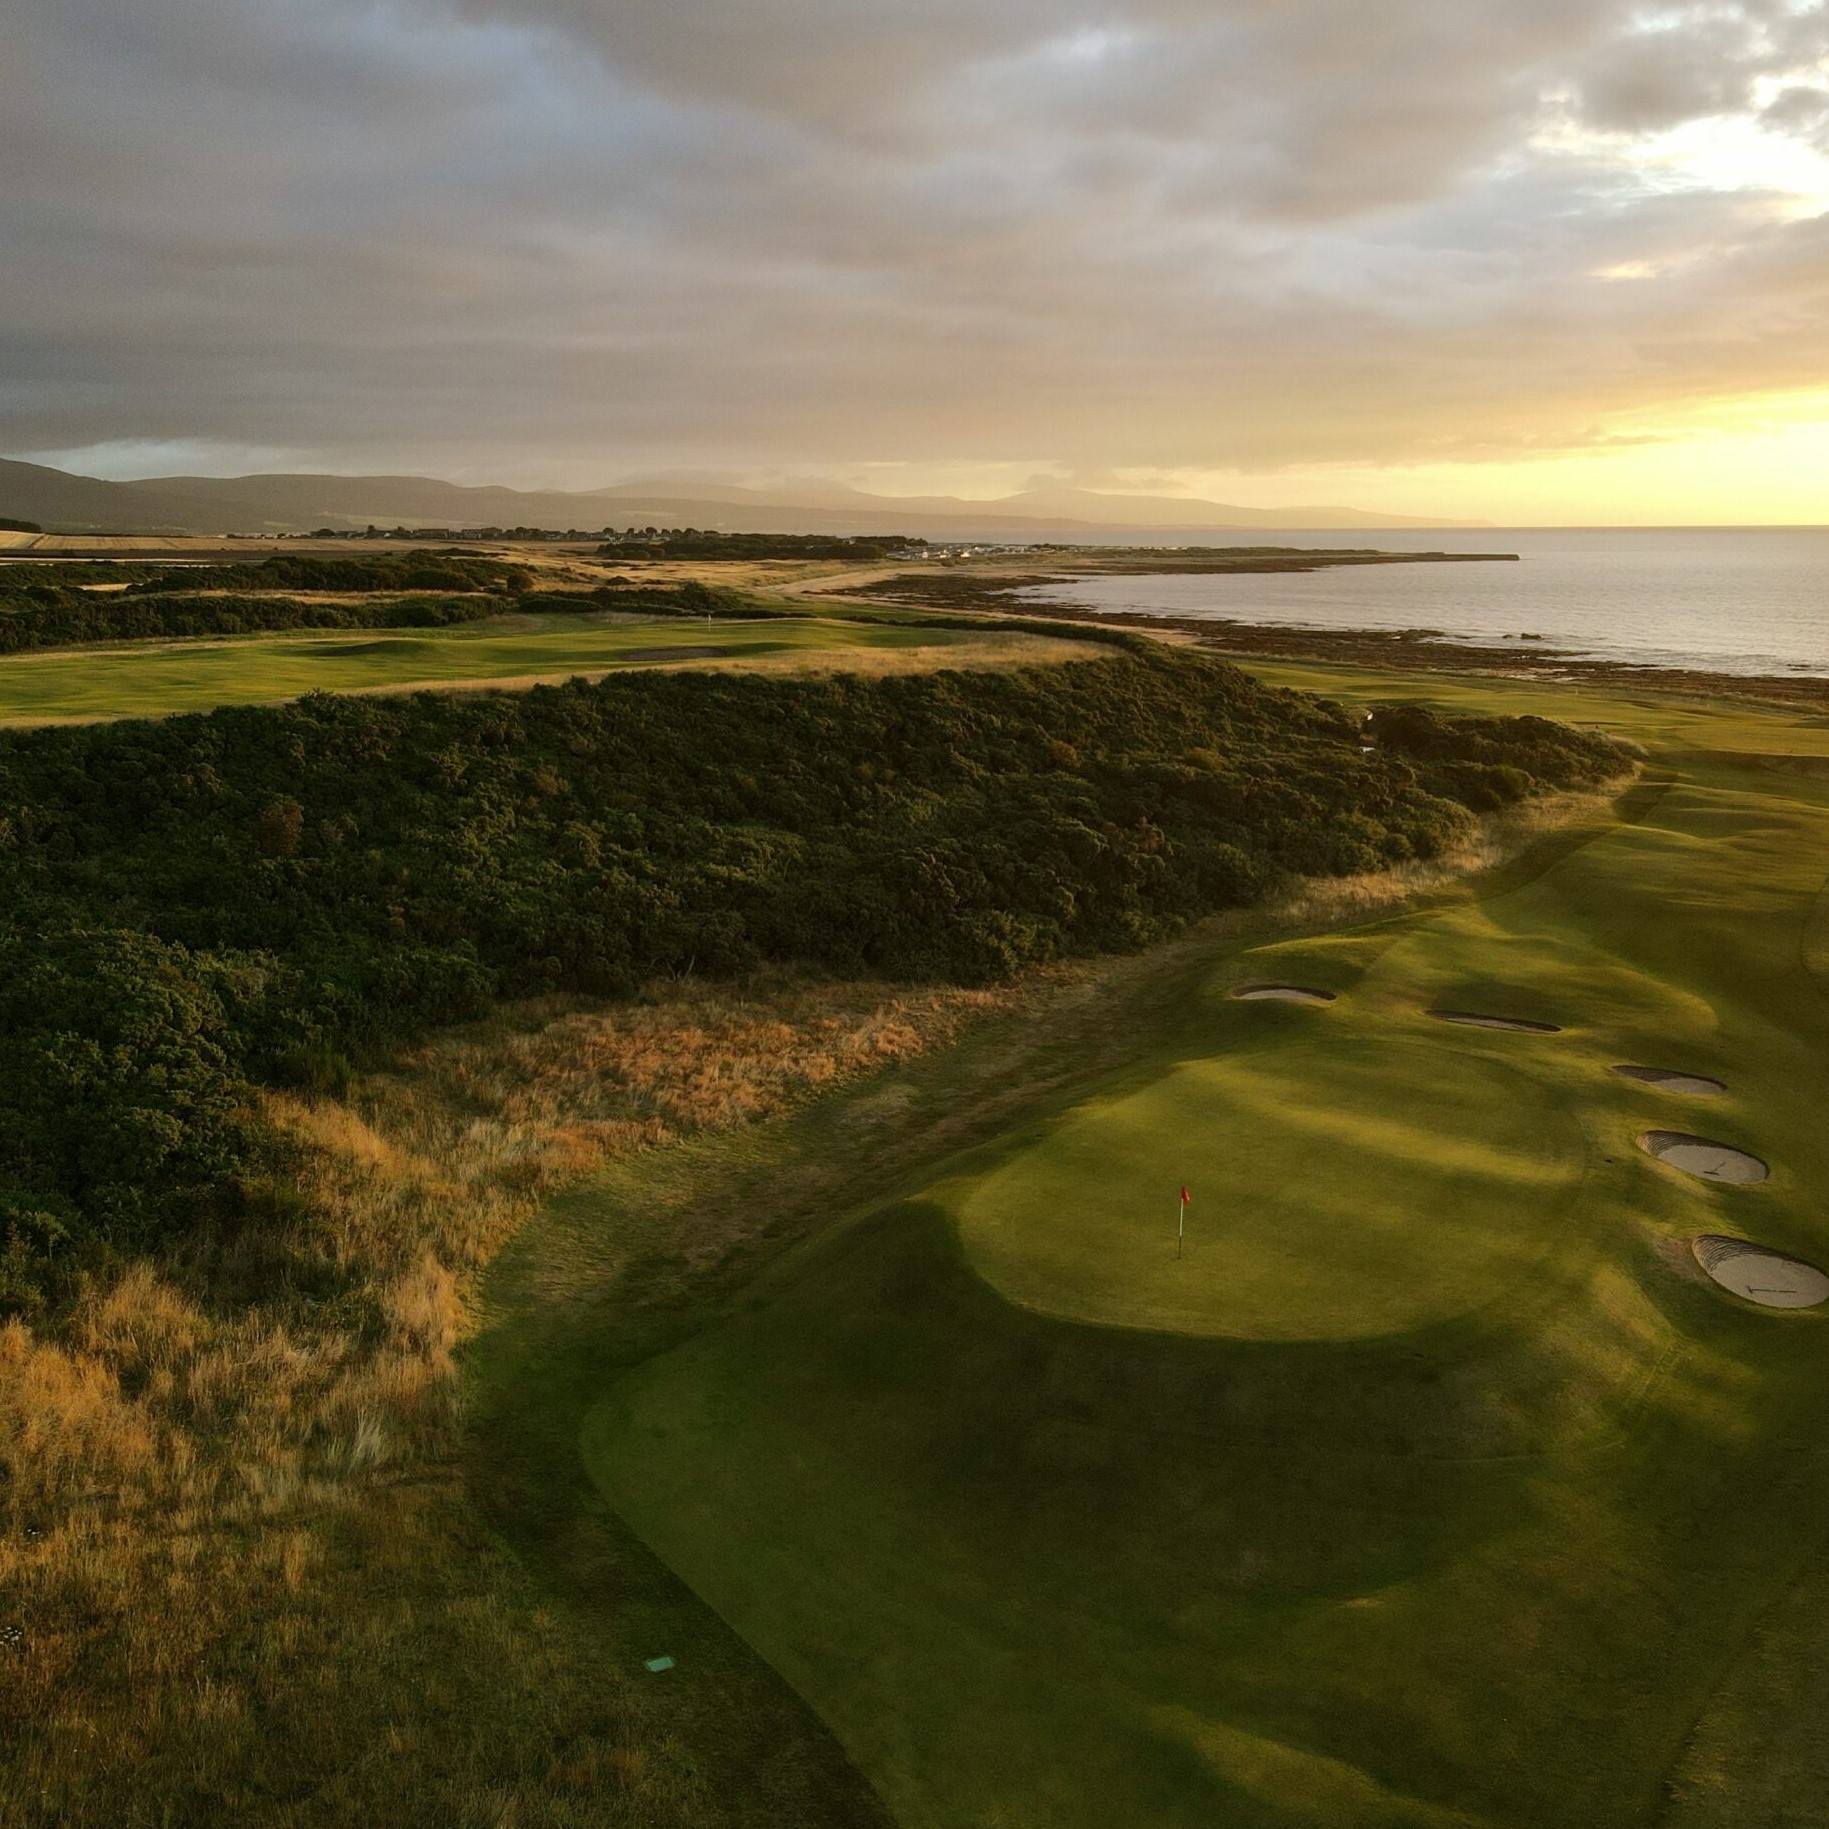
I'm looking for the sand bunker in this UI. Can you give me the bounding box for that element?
[1428,1010,1561,1033]
[620,645,734,664]
[1230,984,1337,1004]
[1611,1065,1726,1097]
[1692,1235,1829,1309]
[1638,1130,1768,1184]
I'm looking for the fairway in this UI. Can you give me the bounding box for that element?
[0,611,1059,722]
[479,663,1829,1829]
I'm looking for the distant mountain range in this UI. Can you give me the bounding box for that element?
[0,457,1486,538]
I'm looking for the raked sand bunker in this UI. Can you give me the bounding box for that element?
[1228,983,1336,1003]
[1428,1008,1563,1033]
[1612,1064,1727,1096]
[1692,1235,1829,1308]
[1638,1130,1768,1184]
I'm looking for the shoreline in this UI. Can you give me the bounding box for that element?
[825,569,1829,713]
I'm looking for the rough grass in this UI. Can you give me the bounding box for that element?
[0,973,1025,1827]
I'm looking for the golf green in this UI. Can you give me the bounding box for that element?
[955,1027,1585,1340]
[482,664,1829,1829]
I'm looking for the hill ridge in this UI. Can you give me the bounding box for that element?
[0,455,1485,537]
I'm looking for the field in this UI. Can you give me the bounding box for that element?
[476,664,1829,1828]
[0,609,1078,723]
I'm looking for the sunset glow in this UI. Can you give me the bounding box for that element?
[6,0,1829,521]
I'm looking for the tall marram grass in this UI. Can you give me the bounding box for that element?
[0,973,1015,1827]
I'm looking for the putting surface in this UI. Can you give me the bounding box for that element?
[955,1031,1584,1339]
[479,663,1829,1829]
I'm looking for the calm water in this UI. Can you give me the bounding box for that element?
[1016,528,1829,677]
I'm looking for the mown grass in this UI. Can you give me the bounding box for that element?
[0,612,1074,723]
[952,1023,1586,1341]
[534,677,1829,1829]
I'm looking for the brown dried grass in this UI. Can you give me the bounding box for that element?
[1276,786,1618,928]
[351,630,1097,704]
[0,970,1019,1826]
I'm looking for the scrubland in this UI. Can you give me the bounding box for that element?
[1,973,1019,1826]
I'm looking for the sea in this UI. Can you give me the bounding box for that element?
[1012,527,1829,678]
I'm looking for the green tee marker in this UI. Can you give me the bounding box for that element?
[644,1656,676,1674]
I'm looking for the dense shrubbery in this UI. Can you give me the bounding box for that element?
[1367,704,1612,810]
[0,648,1626,1301]
[562,579,784,618]
[123,552,534,595]
[0,561,169,586]
[0,577,772,655]
[0,587,516,652]
[0,930,260,1304]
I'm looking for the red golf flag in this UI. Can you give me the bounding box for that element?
[1179,1186,1191,1204]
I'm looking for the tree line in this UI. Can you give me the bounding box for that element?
[121,552,535,594]
[0,577,772,655]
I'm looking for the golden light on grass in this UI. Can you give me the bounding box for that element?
[0,969,1026,1823]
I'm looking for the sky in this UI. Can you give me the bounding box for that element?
[4,0,1829,522]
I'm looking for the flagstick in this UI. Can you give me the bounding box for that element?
[1177,1197,1184,1260]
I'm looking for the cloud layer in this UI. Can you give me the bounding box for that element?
[4,0,1828,484]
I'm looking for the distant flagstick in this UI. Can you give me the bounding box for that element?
[1177,1185,1191,1259]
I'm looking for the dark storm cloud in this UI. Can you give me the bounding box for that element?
[2,0,1827,480]
[1574,2,1829,132]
